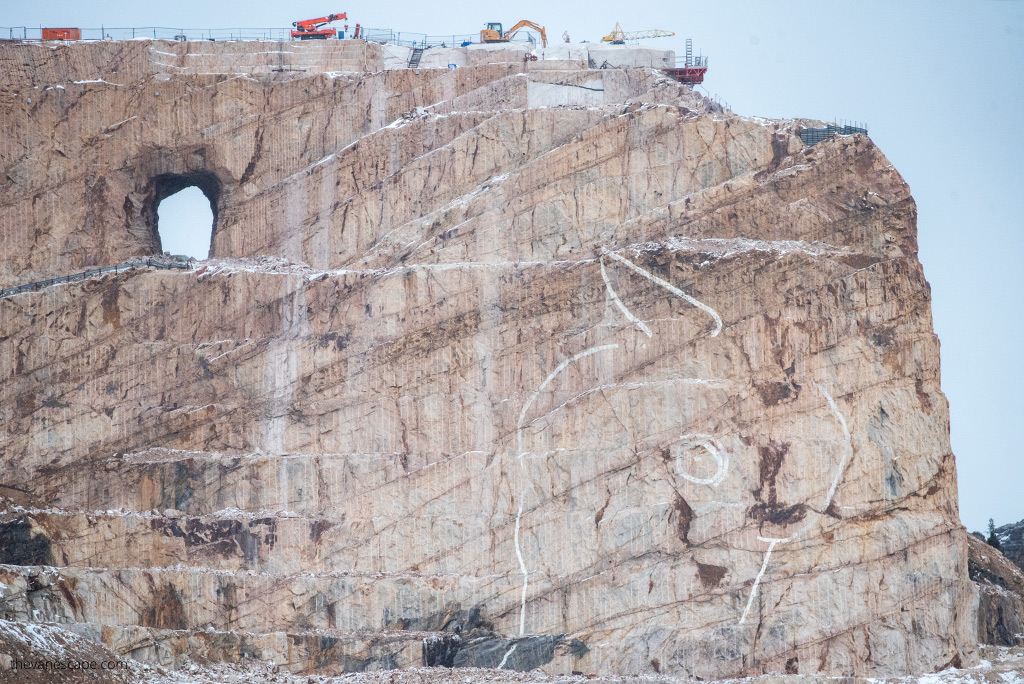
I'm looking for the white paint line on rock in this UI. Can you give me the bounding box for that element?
[740,539,777,625]
[513,500,529,635]
[820,385,852,510]
[512,343,618,635]
[740,382,854,625]
[600,255,652,337]
[603,250,723,337]
[516,344,619,457]
[497,642,518,668]
[673,433,729,486]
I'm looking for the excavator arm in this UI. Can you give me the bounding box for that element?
[504,20,547,48]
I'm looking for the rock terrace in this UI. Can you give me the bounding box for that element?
[0,38,976,679]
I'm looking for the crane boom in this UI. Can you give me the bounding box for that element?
[602,22,675,43]
[291,13,347,40]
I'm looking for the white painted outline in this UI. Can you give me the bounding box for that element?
[497,642,518,669]
[738,382,853,625]
[739,539,777,625]
[516,344,619,458]
[819,386,851,511]
[603,250,723,337]
[513,501,528,635]
[672,433,729,486]
[512,343,619,635]
[600,255,652,337]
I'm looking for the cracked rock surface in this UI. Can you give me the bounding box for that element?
[0,39,975,678]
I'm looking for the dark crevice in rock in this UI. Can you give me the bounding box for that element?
[0,517,53,566]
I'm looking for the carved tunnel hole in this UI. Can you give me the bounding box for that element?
[152,171,221,260]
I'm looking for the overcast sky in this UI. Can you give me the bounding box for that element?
[8,0,1022,533]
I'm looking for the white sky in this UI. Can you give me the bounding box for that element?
[9,0,1023,532]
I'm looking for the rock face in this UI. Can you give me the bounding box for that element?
[0,619,134,684]
[995,520,1024,572]
[969,532,1024,646]
[0,39,976,678]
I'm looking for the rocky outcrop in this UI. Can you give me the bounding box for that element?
[0,619,135,684]
[968,533,1024,646]
[0,38,976,678]
[994,520,1024,572]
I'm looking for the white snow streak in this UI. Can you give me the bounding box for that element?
[72,79,123,86]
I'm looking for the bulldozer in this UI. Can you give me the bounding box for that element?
[480,20,548,48]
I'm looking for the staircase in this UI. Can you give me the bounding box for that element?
[408,47,424,68]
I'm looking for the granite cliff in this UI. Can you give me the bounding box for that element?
[969,521,1024,647]
[994,520,1024,572]
[0,38,976,678]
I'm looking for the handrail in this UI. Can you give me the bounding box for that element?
[1,25,491,47]
[0,258,193,299]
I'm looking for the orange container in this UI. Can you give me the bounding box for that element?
[42,28,81,40]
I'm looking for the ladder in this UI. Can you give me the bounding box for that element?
[408,48,424,68]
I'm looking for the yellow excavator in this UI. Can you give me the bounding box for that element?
[480,20,548,48]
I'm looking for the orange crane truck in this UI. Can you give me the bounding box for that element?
[291,13,347,39]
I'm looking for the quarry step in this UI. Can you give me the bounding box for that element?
[0,35,979,678]
[28,620,585,675]
[0,257,192,299]
[75,623,437,674]
[0,507,497,575]
[0,563,518,636]
[1,450,468,519]
[69,623,430,674]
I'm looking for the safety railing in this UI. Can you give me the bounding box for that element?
[2,26,294,42]
[0,26,525,47]
[360,29,483,48]
[675,55,708,68]
[0,258,193,299]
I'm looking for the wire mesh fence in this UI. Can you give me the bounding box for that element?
[799,123,869,147]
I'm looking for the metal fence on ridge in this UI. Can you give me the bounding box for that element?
[799,123,869,147]
[1,26,536,47]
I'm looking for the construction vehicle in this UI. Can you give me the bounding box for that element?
[291,13,347,40]
[480,20,548,48]
[42,27,81,40]
[601,22,674,44]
